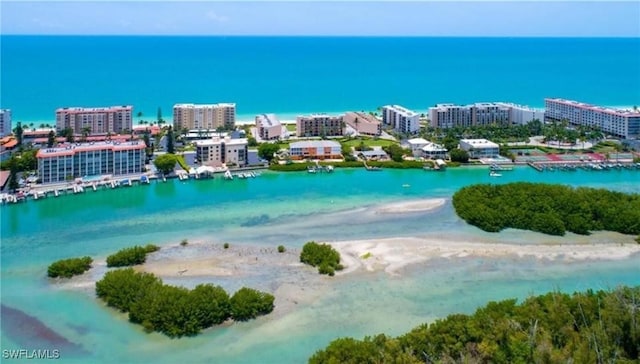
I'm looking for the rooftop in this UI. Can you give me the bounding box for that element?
[174,103,236,109]
[545,98,640,116]
[460,138,499,148]
[256,114,281,127]
[383,105,418,117]
[56,106,132,113]
[290,140,341,148]
[36,140,145,158]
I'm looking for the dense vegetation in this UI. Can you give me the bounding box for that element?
[310,286,640,364]
[300,241,343,276]
[95,268,274,337]
[47,256,93,278]
[106,244,160,267]
[452,183,640,236]
[153,153,177,175]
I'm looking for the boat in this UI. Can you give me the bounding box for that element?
[224,170,233,180]
[53,189,59,197]
[402,184,411,188]
[307,166,317,173]
[489,171,502,177]
[365,166,382,171]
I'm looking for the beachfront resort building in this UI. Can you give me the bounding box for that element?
[459,139,499,158]
[289,140,342,160]
[195,137,248,167]
[382,105,420,134]
[343,112,382,136]
[55,106,133,135]
[296,114,344,137]
[544,98,640,139]
[428,102,533,129]
[173,103,236,131]
[255,114,283,140]
[0,109,11,137]
[36,140,145,183]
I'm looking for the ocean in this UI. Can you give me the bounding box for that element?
[1,167,639,363]
[1,36,640,125]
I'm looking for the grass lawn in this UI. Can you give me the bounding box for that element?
[340,137,397,149]
[285,124,296,132]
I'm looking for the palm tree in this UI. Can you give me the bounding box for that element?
[81,126,91,142]
[137,111,143,125]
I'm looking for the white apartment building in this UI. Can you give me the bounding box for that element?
[501,103,545,125]
[255,114,283,140]
[36,140,145,183]
[428,102,516,128]
[422,142,448,159]
[545,98,640,139]
[343,112,382,136]
[195,137,248,167]
[55,106,133,135]
[0,109,11,137]
[382,105,420,134]
[296,114,344,137]
[173,103,236,131]
[459,139,500,158]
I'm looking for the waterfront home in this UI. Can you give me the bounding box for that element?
[289,140,342,160]
[36,140,146,184]
[406,138,429,157]
[422,141,448,159]
[343,112,382,136]
[195,137,248,167]
[382,105,419,134]
[1,136,18,162]
[459,139,499,158]
[256,114,283,141]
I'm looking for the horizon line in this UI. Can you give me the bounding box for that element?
[2,34,639,38]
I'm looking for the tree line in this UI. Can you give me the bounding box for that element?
[95,268,274,338]
[310,286,640,363]
[452,183,640,236]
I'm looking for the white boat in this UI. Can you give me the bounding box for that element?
[53,189,59,197]
[489,171,502,177]
[224,170,233,180]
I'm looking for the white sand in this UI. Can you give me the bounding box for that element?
[373,198,446,214]
[332,236,640,276]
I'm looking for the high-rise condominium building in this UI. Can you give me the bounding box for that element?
[382,105,420,134]
[173,103,236,131]
[0,109,11,137]
[545,98,640,139]
[427,102,536,129]
[37,140,145,183]
[55,106,133,135]
[296,114,344,137]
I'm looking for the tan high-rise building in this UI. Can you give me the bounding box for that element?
[173,103,236,131]
[55,106,133,135]
[296,114,344,137]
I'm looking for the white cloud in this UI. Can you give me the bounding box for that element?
[205,10,228,23]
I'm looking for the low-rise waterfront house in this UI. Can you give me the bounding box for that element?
[459,139,499,158]
[256,114,283,140]
[56,105,133,135]
[359,148,388,160]
[0,136,18,162]
[545,98,640,139]
[289,140,342,160]
[406,138,429,157]
[382,105,419,134]
[422,141,448,159]
[37,140,145,183]
[0,109,12,137]
[343,112,382,136]
[173,103,236,131]
[296,114,344,137]
[195,137,248,167]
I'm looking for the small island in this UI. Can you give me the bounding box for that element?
[106,244,160,267]
[452,183,640,236]
[300,241,344,276]
[47,256,93,278]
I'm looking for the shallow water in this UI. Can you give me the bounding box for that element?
[1,167,639,363]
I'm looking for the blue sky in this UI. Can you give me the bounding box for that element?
[1,1,639,37]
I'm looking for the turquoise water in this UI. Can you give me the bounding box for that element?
[2,36,640,124]
[1,167,639,363]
